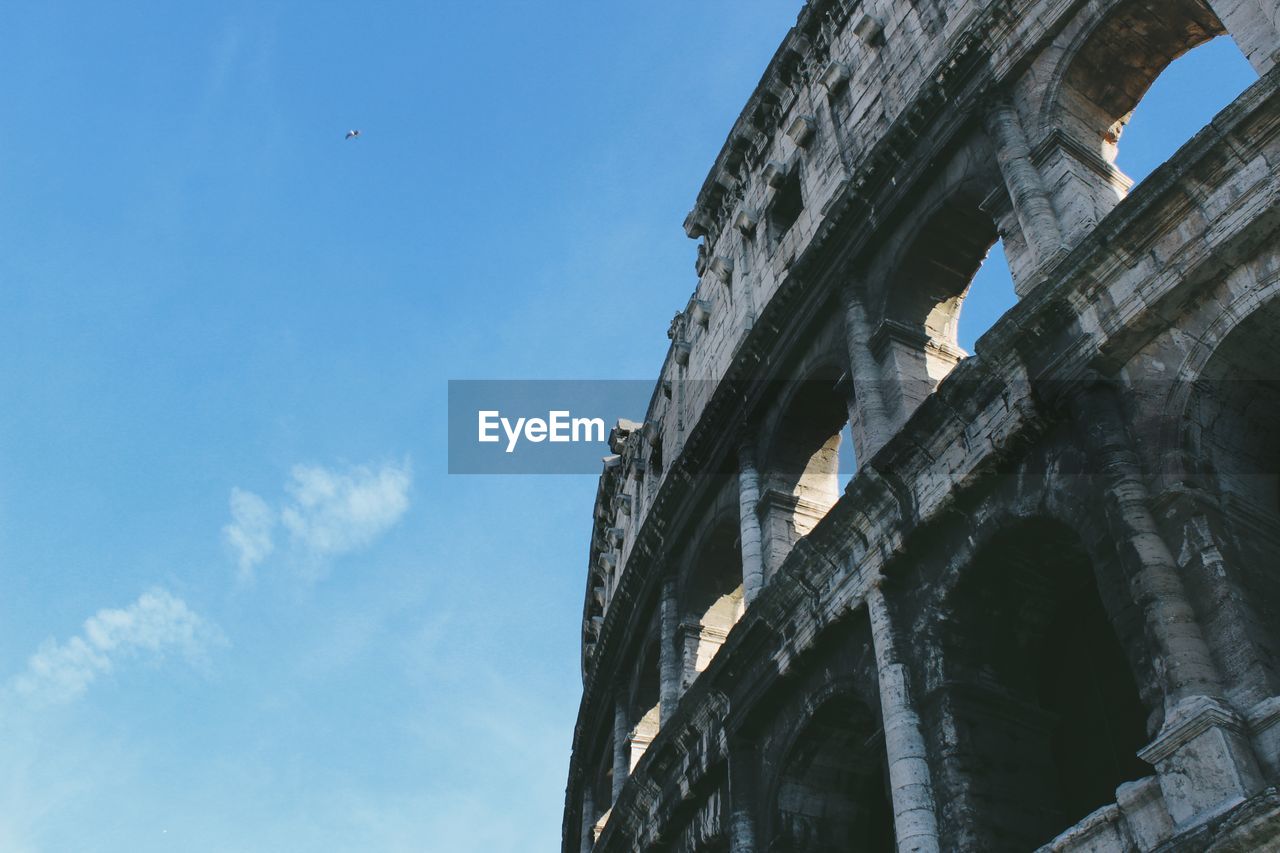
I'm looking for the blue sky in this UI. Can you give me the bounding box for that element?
[0,4,1258,851]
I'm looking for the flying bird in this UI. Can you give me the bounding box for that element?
[345,129,361,140]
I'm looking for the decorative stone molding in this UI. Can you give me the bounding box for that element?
[612,495,632,516]
[733,208,758,236]
[1138,696,1265,828]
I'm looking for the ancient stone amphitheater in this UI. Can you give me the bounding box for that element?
[563,1,1280,850]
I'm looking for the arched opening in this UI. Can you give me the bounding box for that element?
[584,731,615,848]
[956,239,1016,354]
[940,519,1150,848]
[759,367,850,578]
[679,519,744,688]
[1114,37,1258,184]
[770,694,895,852]
[1184,299,1280,699]
[626,637,662,771]
[881,189,1000,417]
[1046,0,1258,240]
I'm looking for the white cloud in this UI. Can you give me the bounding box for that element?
[223,487,276,580]
[281,462,411,559]
[224,460,412,580]
[10,589,221,706]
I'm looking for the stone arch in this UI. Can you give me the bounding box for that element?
[625,629,663,771]
[935,517,1152,849]
[1035,0,1233,241]
[678,510,745,689]
[756,363,850,580]
[766,688,894,853]
[583,724,615,848]
[1177,295,1280,702]
[875,178,1001,418]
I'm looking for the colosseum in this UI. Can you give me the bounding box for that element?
[563,1,1280,850]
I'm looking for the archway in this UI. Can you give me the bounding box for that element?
[940,519,1150,848]
[758,367,850,578]
[679,519,745,688]
[770,694,895,852]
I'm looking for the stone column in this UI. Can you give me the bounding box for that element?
[738,441,766,601]
[727,741,759,853]
[1206,0,1278,75]
[842,284,898,459]
[579,786,596,853]
[1067,379,1264,827]
[659,575,682,725]
[867,582,941,853]
[612,699,629,803]
[982,98,1065,287]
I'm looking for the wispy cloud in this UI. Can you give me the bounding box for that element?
[224,460,412,580]
[224,487,276,580]
[9,589,222,707]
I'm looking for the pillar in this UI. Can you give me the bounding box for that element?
[612,699,629,803]
[659,575,682,725]
[842,284,898,458]
[1205,0,1278,75]
[867,582,941,853]
[983,97,1065,288]
[738,441,766,600]
[579,786,596,853]
[1067,379,1264,827]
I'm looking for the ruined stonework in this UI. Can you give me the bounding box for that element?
[563,1,1280,850]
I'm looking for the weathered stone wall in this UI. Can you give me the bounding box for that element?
[568,0,1280,850]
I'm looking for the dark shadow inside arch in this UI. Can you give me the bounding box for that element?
[771,694,895,853]
[758,367,851,576]
[1186,299,1280,694]
[941,519,1150,848]
[680,519,744,686]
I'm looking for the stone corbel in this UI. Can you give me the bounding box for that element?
[688,299,712,328]
[710,256,734,284]
[673,340,692,367]
[683,209,711,240]
[602,454,623,470]
[733,208,758,236]
[598,551,618,572]
[612,494,632,516]
[762,160,788,189]
[820,61,850,93]
[607,527,625,547]
[785,115,816,147]
[854,14,884,46]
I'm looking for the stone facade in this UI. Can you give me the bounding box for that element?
[564,0,1280,850]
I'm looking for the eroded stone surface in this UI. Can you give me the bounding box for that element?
[567,1,1280,851]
